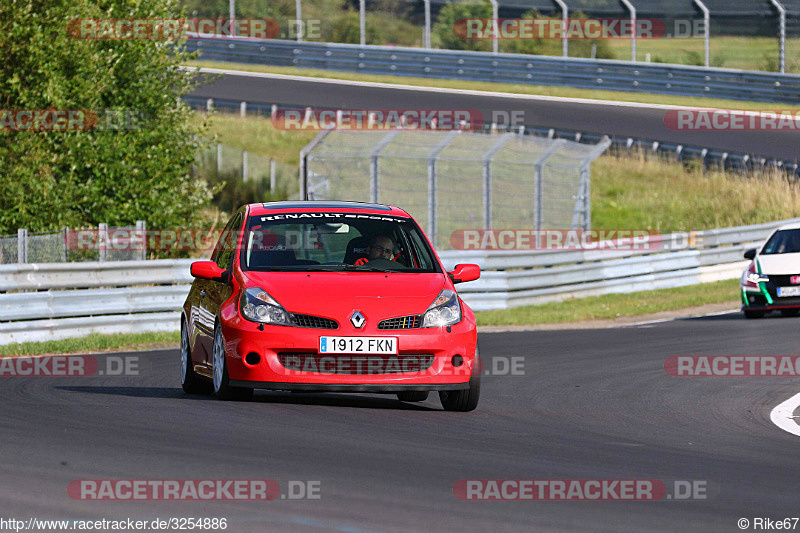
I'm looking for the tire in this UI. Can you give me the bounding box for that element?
[397,391,429,402]
[780,309,800,317]
[744,310,765,319]
[439,350,481,412]
[181,321,211,394]
[212,323,253,401]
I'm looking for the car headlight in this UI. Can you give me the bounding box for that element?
[240,287,292,326]
[422,289,462,328]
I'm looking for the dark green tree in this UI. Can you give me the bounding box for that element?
[0,0,214,233]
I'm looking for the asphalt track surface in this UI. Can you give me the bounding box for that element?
[3,313,800,532]
[189,70,800,161]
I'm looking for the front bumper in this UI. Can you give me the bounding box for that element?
[220,313,477,388]
[741,284,800,311]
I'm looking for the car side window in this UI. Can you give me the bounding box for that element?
[213,213,243,270]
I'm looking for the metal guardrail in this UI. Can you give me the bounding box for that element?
[2,218,798,344]
[185,37,800,104]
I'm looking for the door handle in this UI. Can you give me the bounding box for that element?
[200,290,207,298]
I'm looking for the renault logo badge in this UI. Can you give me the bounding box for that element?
[350,311,366,328]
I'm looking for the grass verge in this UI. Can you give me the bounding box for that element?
[187,60,800,111]
[0,331,179,357]
[474,278,740,326]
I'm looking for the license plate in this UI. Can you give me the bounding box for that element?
[778,286,800,297]
[319,336,398,354]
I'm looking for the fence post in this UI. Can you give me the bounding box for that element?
[370,130,400,204]
[533,140,565,231]
[299,130,332,200]
[243,150,249,182]
[63,227,70,262]
[427,131,460,248]
[770,0,786,73]
[693,0,710,67]
[482,133,514,230]
[554,0,568,57]
[240,101,247,117]
[136,220,146,261]
[270,158,276,193]
[216,143,222,176]
[17,228,27,264]
[98,223,108,262]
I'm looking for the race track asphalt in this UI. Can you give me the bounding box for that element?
[2,312,800,532]
[188,70,800,161]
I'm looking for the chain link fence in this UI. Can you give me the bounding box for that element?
[0,224,147,265]
[301,130,610,250]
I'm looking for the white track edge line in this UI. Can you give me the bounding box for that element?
[770,392,800,437]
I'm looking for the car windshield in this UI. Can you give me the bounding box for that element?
[240,212,441,273]
[761,229,800,255]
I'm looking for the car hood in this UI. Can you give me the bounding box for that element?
[241,271,447,318]
[757,253,800,275]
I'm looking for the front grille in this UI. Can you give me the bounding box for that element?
[277,353,434,374]
[290,313,338,329]
[378,315,423,329]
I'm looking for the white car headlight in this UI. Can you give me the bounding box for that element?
[422,289,462,328]
[240,287,292,326]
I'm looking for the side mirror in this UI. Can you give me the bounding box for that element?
[448,263,480,284]
[191,261,228,282]
[743,248,756,260]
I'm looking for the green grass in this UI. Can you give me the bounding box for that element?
[475,278,739,326]
[592,155,800,232]
[187,60,800,112]
[0,331,179,357]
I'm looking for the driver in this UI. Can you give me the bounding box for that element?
[355,234,395,265]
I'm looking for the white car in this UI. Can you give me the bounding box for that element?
[741,223,800,319]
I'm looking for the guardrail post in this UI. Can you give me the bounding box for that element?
[206,98,213,112]
[240,101,247,117]
[270,158,276,193]
[17,228,27,264]
[216,143,222,175]
[136,220,146,261]
[242,150,248,182]
[98,223,108,262]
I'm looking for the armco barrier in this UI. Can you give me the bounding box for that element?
[185,37,800,104]
[2,219,799,344]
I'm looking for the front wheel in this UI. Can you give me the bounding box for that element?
[439,350,481,412]
[212,323,253,401]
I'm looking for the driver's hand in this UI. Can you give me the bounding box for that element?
[354,257,368,266]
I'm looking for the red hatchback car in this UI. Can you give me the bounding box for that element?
[181,201,482,411]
